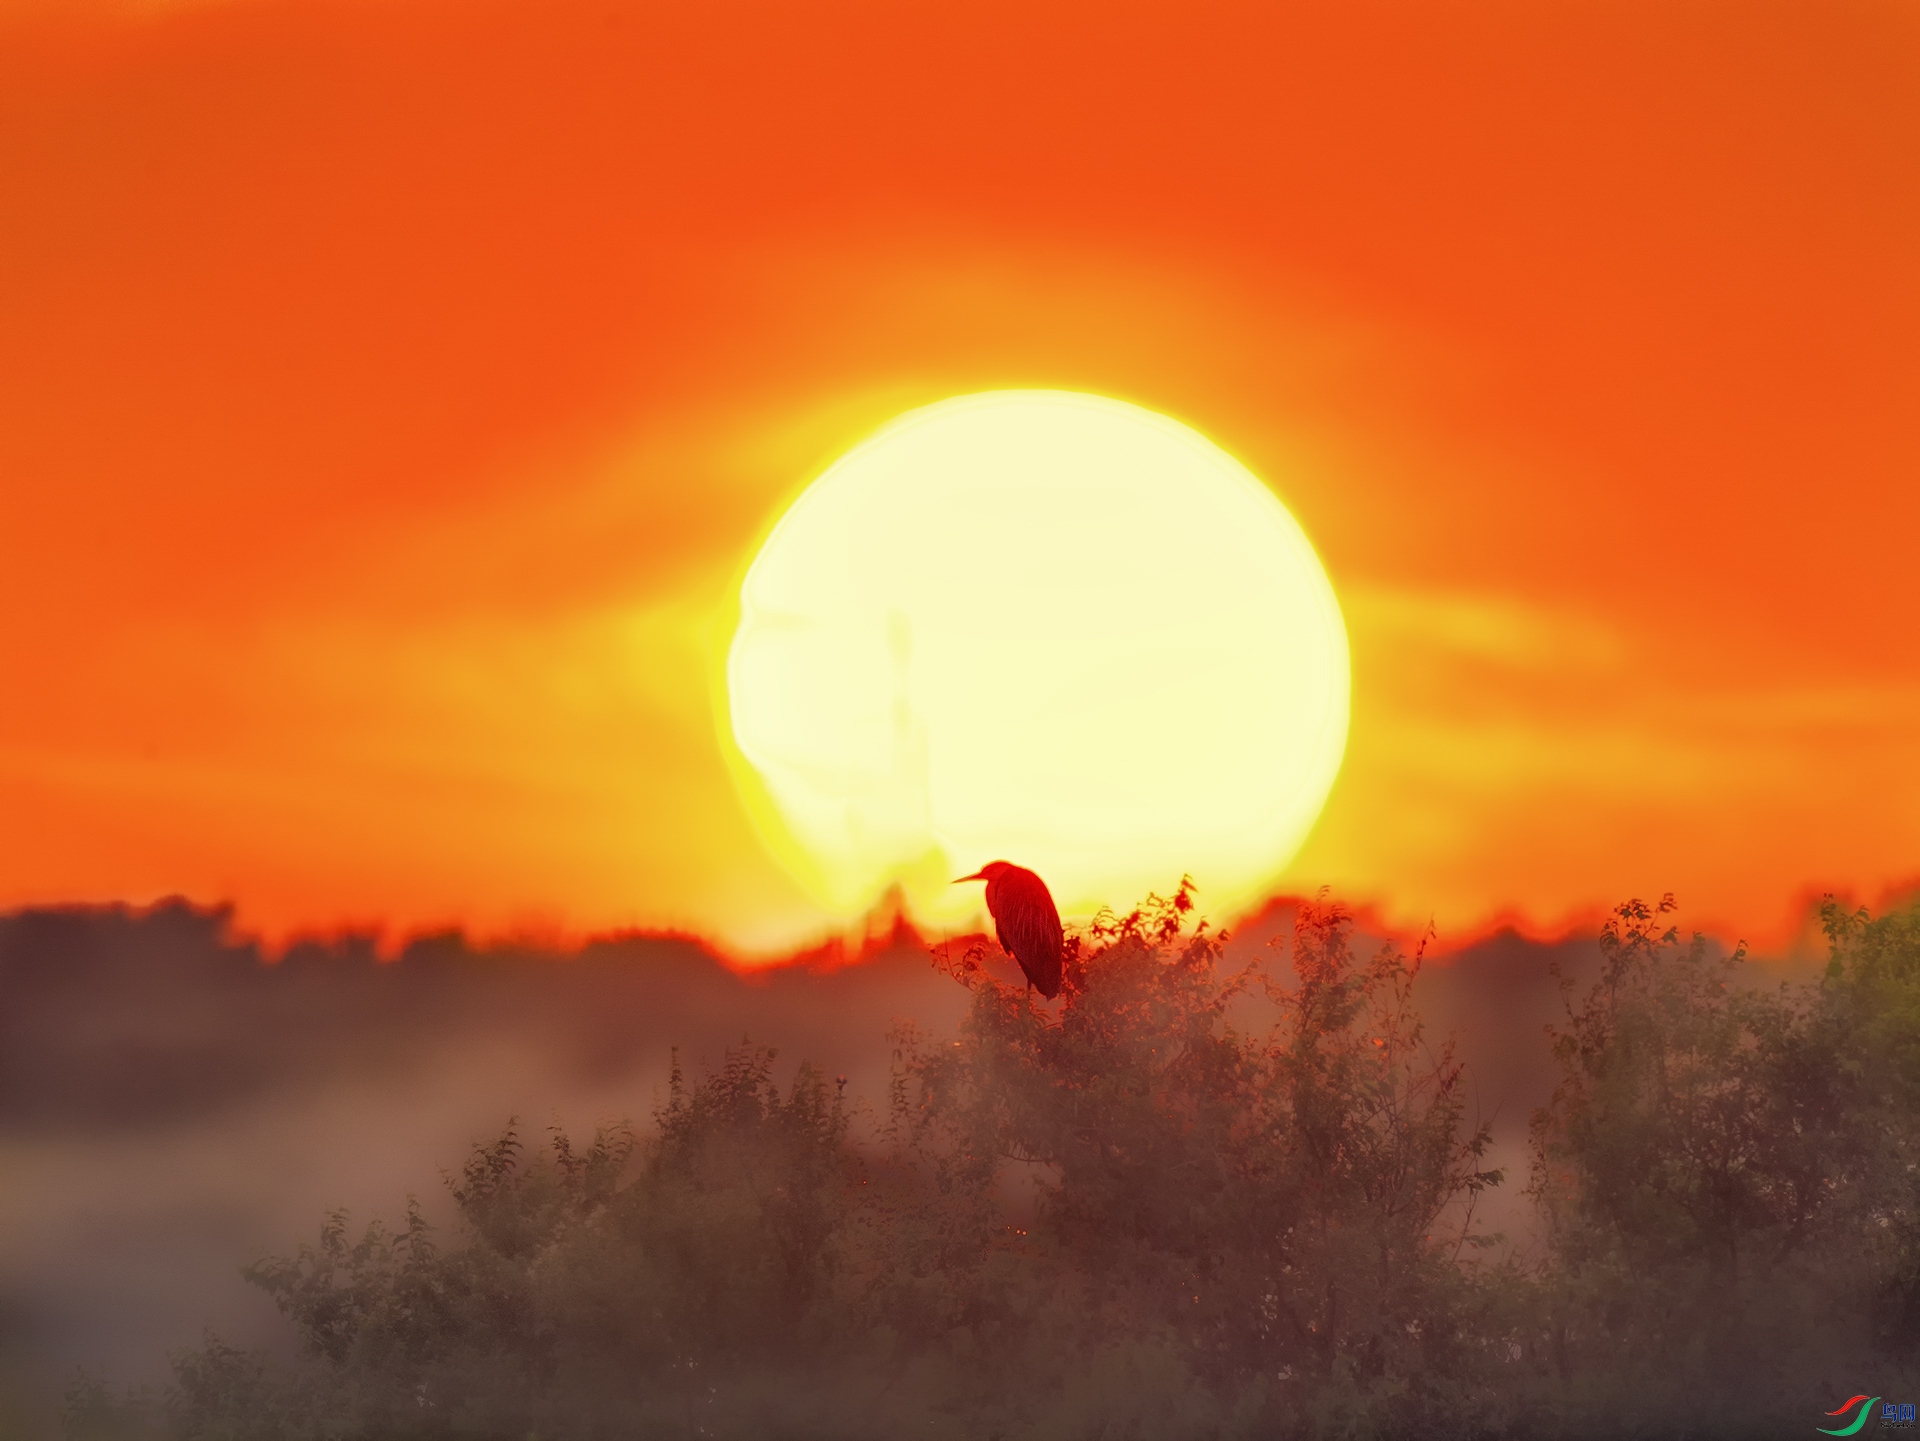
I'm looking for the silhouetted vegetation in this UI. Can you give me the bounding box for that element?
[65,891,1920,1439]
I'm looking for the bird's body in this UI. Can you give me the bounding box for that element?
[954,861,1063,999]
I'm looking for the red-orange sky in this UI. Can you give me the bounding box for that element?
[2,0,1915,952]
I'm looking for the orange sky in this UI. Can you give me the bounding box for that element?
[2,0,1916,953]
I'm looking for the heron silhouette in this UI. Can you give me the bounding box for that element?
[954,861,1064,1000]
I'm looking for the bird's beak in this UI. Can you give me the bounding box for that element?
[953,870,987,884]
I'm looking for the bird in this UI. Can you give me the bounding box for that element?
[953,861,1064,1000]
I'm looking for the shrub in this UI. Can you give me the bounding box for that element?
[1526,894,1920,1434]
[123,889,1920,1440]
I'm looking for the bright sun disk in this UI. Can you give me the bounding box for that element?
[725,390,1349,926]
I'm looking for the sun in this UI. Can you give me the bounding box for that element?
[725,390,1349,924]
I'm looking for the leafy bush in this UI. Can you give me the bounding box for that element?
[892,886,1510,1436]
[1525,894,1920,1434]
[81,888,1920,1440]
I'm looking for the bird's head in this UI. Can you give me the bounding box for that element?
[953,861,1014,885]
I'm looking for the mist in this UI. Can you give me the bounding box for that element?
[1,903,966,1427]
[17,892,1907,1440]
[3,897,1599,1433]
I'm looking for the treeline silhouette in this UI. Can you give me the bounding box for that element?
[66,890,1920,1439]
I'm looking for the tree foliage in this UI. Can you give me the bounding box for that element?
[73,889,1920,1440]
[1524,894,1920,1433]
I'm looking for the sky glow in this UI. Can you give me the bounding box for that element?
[1,1,1914,950]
